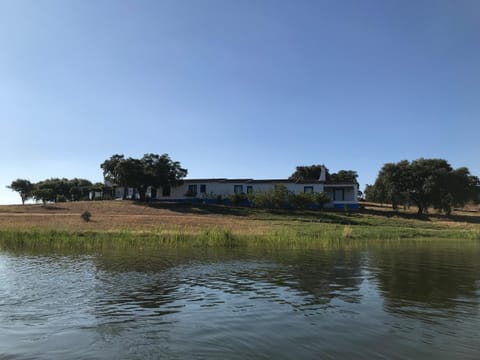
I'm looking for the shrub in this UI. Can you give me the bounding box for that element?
[315,192,331,209]
[249,189,276,208]
[249,185,292,209]
[81,211,91,222]
[291,192,315,209]
[229,192,248,206]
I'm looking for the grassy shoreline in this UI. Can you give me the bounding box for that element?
[0,201,479,250]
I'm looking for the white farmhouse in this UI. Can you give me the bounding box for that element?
[110,166,359,209]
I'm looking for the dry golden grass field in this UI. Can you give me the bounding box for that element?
[0,201,273,235]
[0,200,479,240]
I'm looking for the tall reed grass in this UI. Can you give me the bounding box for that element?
[1,224,479,253]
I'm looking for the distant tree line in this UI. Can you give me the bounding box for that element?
[364,158,480,214]
[5,161,359,206]
[9,156,478,215]
[7,153,188,205]
[7,178,104,204]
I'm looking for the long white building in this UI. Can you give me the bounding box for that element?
[110,168,358,209]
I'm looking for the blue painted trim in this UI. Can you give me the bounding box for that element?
[152,198,359,210]
[333,203,359,210]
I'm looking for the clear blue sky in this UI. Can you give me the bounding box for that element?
[1,0,479,204]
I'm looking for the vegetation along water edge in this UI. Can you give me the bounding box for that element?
[0,201,479,251]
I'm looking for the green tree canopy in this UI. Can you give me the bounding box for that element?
[7,179,34,205]
[33,179,57,203]
[365,158,480,214]
[288,165,328,182]
[33,178,68,203]
[288,165,358,186]
[69,178,94,201]
[100,153,188,201]
[100,154,125,185]
[328,170,359,186]
[32,178,94,203]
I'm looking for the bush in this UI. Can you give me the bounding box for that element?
[249,185,292,209]
[271,185,292,208]
[291,192,315,209]
[315,192,331,209]
[56,195,67,203]
[229,192,248,206]
[81,211,91,222]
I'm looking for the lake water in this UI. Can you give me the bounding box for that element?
[1,240,479,359]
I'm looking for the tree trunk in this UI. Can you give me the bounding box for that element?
[138,187,146,202]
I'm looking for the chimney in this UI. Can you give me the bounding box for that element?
[319,165,326,182]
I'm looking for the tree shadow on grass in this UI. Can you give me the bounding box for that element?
[432,213,480,224]
[139,201,252,217]
[360,207,430,220]
[135,201,361,225]
[41,205,67,211]
[146,201,480,226]
[359,207,480,225]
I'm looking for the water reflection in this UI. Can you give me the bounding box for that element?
[0,240,479,359]
[91,248,366,313]
[371,243,480,319]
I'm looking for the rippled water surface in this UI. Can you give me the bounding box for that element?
[1,240,479,359]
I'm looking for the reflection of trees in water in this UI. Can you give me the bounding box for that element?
[92,250,183,318]
[91,248,365,314]
[370,245,480,318]
[263,249,364,306]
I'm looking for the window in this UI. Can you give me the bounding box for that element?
[304,186,314,193]
[246,186,253,194]
[187,184,197,196]
[234,185,243,193]
[162,186,171,197]
[200,184,206,193]
[334,189,344,201]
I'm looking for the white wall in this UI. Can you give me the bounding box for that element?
[156,182,326,200]
[114,182,357,204]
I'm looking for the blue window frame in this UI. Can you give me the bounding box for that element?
[200,184,206,193]
[234,185,243,193]
[188,184,197,196]
[304,186,314,193]
[246,186,253,194]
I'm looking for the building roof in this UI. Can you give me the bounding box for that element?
[106,178,356,187]
[183,178,355,185]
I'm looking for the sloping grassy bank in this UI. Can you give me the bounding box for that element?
[0,201,479,251]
